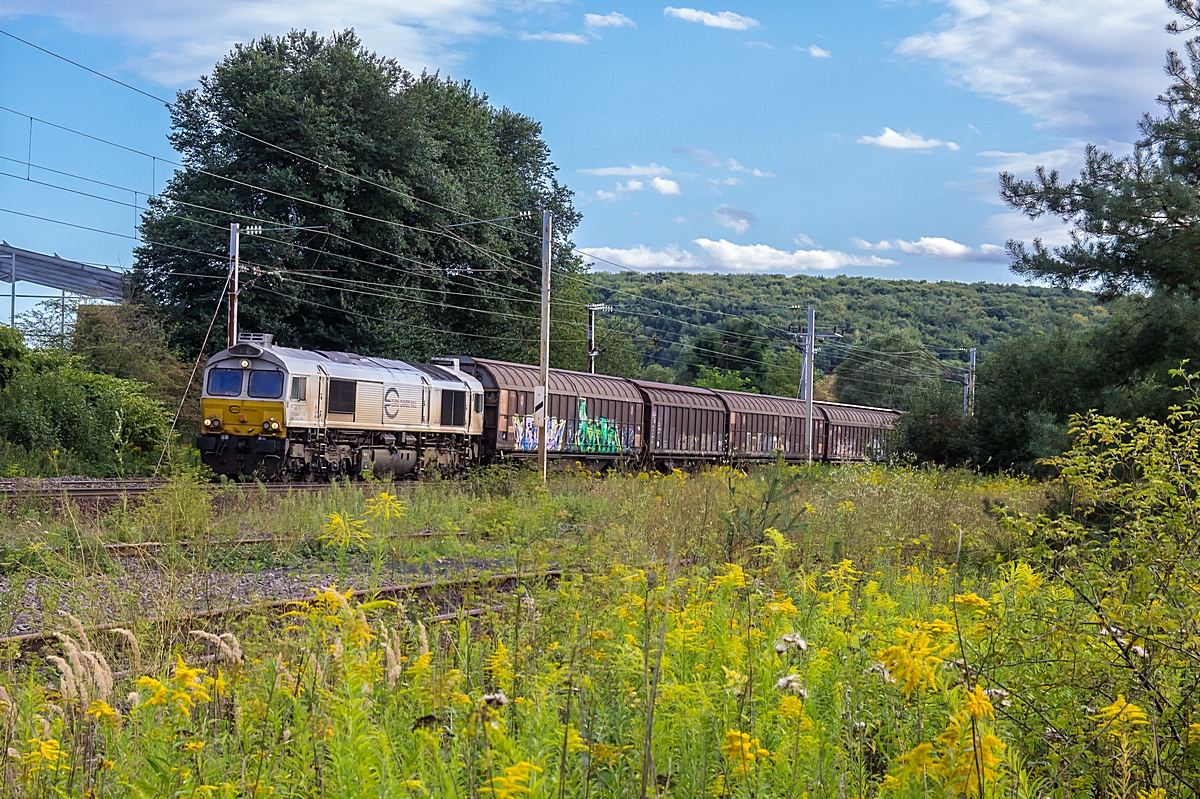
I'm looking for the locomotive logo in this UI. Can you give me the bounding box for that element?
[384,387,401,419]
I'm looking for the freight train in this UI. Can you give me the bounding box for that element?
[196,333,901,480]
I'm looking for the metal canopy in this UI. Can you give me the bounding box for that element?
[0,243,127,300]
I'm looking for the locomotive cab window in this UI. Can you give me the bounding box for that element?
[290,376,307,401]
[328,379,357,414]
[473,393,483,414]
[248,370,284,399]
[207,368,243,397]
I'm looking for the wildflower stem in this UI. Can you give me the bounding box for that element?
[640,542,675,799]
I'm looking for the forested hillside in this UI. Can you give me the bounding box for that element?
[585,271,1103,399]
[589,271,1101,357]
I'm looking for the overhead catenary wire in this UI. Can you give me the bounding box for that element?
[0,157,572,310]
[0,28,548,242]
[0,205,571,345]
[0,104,543,263]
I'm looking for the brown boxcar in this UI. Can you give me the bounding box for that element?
[712,390,826,461]
[444,357,643,459]
[633,381,727,461]
[818,402,898,461]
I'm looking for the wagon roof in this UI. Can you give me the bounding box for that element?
[631,380,725,410]
[446,356,643,402]
[710,390,818,417]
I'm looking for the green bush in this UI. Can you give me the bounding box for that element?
[0,332,170,475]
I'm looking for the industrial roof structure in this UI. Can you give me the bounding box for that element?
[0,242,128,301]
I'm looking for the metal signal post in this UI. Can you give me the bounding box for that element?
[538,210,553,482]
[586,303,612,374]
[227,222,240,348]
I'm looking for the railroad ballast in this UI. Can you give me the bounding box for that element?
[196,333,901,480]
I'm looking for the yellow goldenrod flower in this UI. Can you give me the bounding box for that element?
[22,738,62,773]
[86,700,120,726]
[364,491,407,523]
[1139,789,1166,799]
[320,511,371,548]
[767,596,798,615]
[486,639,514,692]
[877,628,951,699]
[779,695,806,721]
[480,761,542,799]
[721,730,769,775]
[964,684,994,720]
[882,741,935,788]
[713,563,748,589]
[1092,694,1149,737]
[953,592,992,612]
[183,741,206,752]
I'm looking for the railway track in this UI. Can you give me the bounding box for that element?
[0,478,395,501]
[93,528,462,558]
[3,568,563,663]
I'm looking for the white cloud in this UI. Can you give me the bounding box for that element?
[896,0,1174,139]
[520,31,587,44]
[806,45,830,58]
[675,145,722,167]
[579,163,673,176]
[858,128,959,151]
[746,41,773,49]
[978,146,1089,176]
[584,11,635,28]
[984,212,1076,249]
[714,204,757,233]
[2,0,563,85]
[852,236,1008,263]
[595,179,645,200]
[663,6,758,30]
[794,233,814,246]
[650,176,681,195]
[582,239,895,274]
[708,176,743,186]
[727,158,775,177]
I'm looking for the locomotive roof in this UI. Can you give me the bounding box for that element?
[207,338,480,390]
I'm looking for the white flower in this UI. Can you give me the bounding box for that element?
[776,633,808,652]
[775,675,807,696]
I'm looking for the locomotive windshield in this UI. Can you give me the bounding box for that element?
[208,368,243,397]
[248,370,285,398]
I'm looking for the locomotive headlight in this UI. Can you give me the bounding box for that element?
[239,359,250,368]
[262,421,271,431]
[270,420,280,431]
[203,418,212,427]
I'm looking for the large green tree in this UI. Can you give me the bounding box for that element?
[1000,1,1200,298]
[135,31,587,364]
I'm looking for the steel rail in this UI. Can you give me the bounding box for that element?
[2,568,563,658]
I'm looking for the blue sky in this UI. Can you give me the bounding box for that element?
[0,0,1182,310]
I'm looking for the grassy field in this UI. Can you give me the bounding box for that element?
[1,433,1197,797]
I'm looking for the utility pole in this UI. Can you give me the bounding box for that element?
[789,305,841,463]
[227,222,240,348]
[538,210,552,482]
[586,304,612,374]
[967,347,976,416]
[804,305,815,464]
